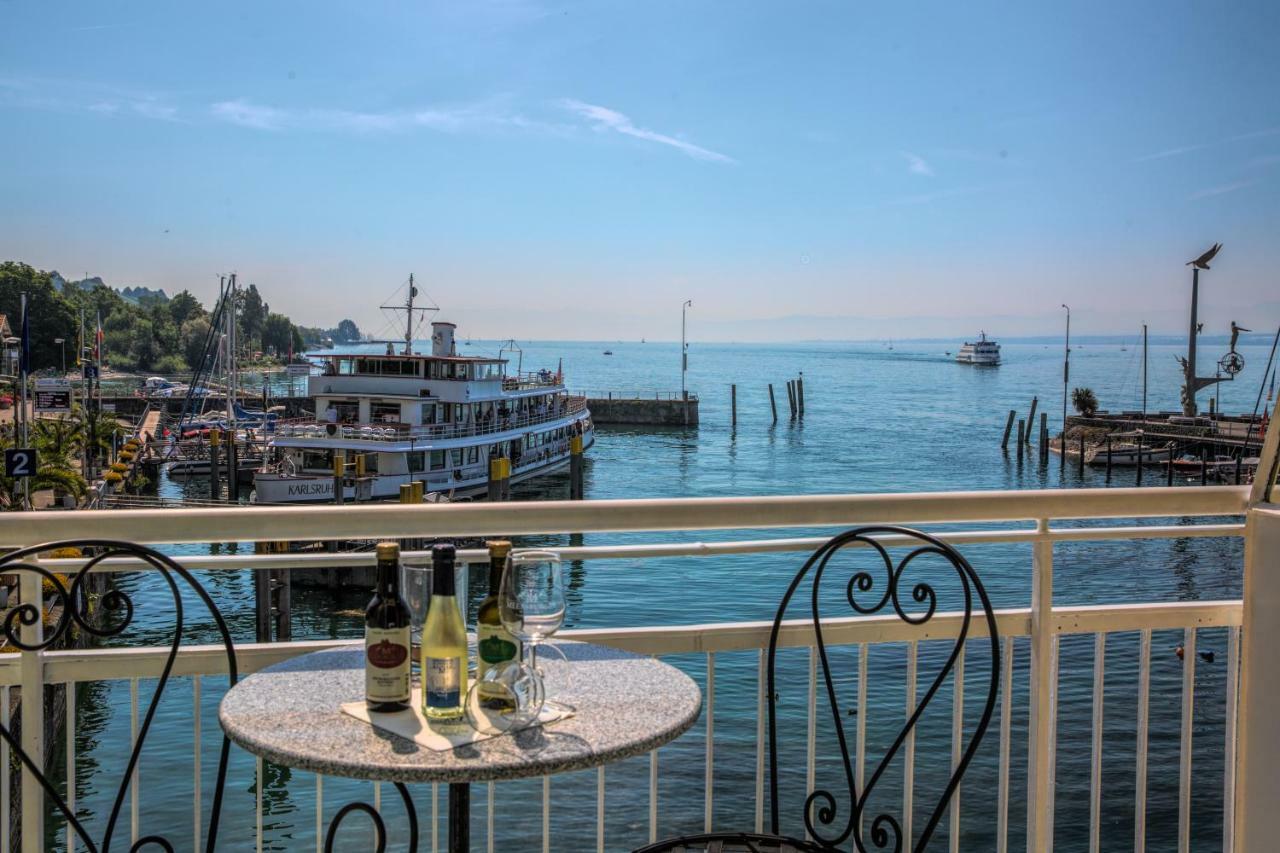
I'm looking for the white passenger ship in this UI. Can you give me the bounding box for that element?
[253,314,593,503]
[955,331,1001,365]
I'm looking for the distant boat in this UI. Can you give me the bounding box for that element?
[603,350,614,356]
[641,338,646,343]
[956,331,1001,366]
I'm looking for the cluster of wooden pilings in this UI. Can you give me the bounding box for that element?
[1000,395,1051,463]
[730,374,805,427]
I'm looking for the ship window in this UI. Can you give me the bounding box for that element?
[421,403,437,424]
[372,402,401,423]
[361,452,379,474]
[331,401,358,423]
[451,449,463,466]
[301,450,333,471]
[407,451,425,473]
[454,404,465,422]
[466,446,478,464]
[430,450,445,470]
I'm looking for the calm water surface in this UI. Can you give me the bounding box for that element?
[49,339,1273,851]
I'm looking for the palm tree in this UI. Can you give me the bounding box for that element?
[1072,387,1100,417]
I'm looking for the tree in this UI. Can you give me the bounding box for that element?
[0,262,77,372]
[237,284,267,351]
[262,312,297,357]
[335,319,361,343]
[168,289,202,326]
[181,316,213,368]
[1072,387,1099,417]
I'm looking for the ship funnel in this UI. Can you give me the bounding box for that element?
[431,321,457,357]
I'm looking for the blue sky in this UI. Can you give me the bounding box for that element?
[2,1,1279,341]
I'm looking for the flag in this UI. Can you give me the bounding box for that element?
[18,296,30,377]
[94,310,104,362]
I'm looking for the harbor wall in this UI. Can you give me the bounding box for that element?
[99,396,314,419]
[586,396,699,426]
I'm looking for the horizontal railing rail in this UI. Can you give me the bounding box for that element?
[1,485,1248,547]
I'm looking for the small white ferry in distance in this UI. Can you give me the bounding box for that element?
[252,282,593,503]
[955,331,1001,366]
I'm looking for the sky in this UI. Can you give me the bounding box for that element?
[2,1,1279,342]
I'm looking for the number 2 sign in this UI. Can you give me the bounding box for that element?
[4,448,37,478]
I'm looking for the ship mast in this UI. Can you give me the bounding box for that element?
[380,274,436,356]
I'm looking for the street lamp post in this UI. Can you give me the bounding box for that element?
[55,337,65,375]
[681,300,692,425]
[1061,304,1070,470]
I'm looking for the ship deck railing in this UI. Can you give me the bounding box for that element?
[270,396,589,444]
[2,468,1279,850]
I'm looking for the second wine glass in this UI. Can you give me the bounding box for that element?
[500,550,568,710]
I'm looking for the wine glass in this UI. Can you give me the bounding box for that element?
[500,550,569,712]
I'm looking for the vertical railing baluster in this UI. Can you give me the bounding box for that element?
[996,636,1013,853]
[1178,627,1197,853]
[487,782,494,853]
[1,684,9,853]
[754,648,765,834]
[1224,626,1240,853]
[19,566,44,853]
[856,643,868,846]
[66,679,76,853]
[1027,518,1055,853]
[904,639,918,849]
[949,644,965,853]
[1046,635,1059,852]
[1089,633,1105,853]
[805,644,816,840]
[194,675,202,852]
[649,750,658,843]
[597,766,605,853]
[315,775,323,853]
[541,776,550,853]
[256,756,264,853]
[1135,628,1151,853]
[131,677,140,846]
[705,651,715,833]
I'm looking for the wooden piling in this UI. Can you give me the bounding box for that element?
[786,381,797,419]
[1016,419,1025,454]
[1136,434,1144,486]
[1105,435,1112,483]
[1235,453,1243,485]
[768,384,778,423]
[488,457,506,502]
[1078,431,1086,476]
[1167,446,1175,486]
[253,541,271,642]
[569,436,584,499]
[731,384,737,428]
[1026,397,1038,445]
[1001,410,1016,449]
[796,375,805,417]
[1040,413,1049,464]
[208,428,221,499]
[1201,448,1208,486]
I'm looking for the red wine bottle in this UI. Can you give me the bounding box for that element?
[365,541,411,712]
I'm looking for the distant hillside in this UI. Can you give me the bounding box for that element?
[48,271,167,304]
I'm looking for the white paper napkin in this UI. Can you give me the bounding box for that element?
[340,688,572,752]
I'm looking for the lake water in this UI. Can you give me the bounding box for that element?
[47,337,1276,851]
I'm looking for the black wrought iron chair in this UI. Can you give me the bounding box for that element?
[0,539,418,852]
[635,526,1001,853]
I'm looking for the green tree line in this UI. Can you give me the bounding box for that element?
[0,261,327,374]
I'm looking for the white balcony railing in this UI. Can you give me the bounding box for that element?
[1,480,1277,852]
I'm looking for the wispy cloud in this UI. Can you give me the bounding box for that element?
[902,151,934,176]
[560,99,735,163]
[1135,127,1280,163]
[208,98,533,134]
[1188,179,1257,200]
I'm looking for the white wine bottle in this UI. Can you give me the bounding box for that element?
[476,540,522,709]
[422,543,468,720]
[365,542,411,712]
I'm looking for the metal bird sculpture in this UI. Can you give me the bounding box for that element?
[1230,321,1251,352]
[1187,243,1222,269]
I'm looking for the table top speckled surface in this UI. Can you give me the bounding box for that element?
[218,640,702,784]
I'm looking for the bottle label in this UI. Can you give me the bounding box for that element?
[477,624,520,672]
[425,656,461,708]
[365,628,410,704]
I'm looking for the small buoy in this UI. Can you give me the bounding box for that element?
[1199,650,1215,663]
[1175,645,1185,660]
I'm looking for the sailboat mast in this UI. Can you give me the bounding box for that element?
[1142,323,1148,420]
[228,273,237,433]
[405,273,414,355]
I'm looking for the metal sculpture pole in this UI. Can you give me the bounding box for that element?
[681,299,692,425]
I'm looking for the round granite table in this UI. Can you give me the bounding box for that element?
[219,640,702,852]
